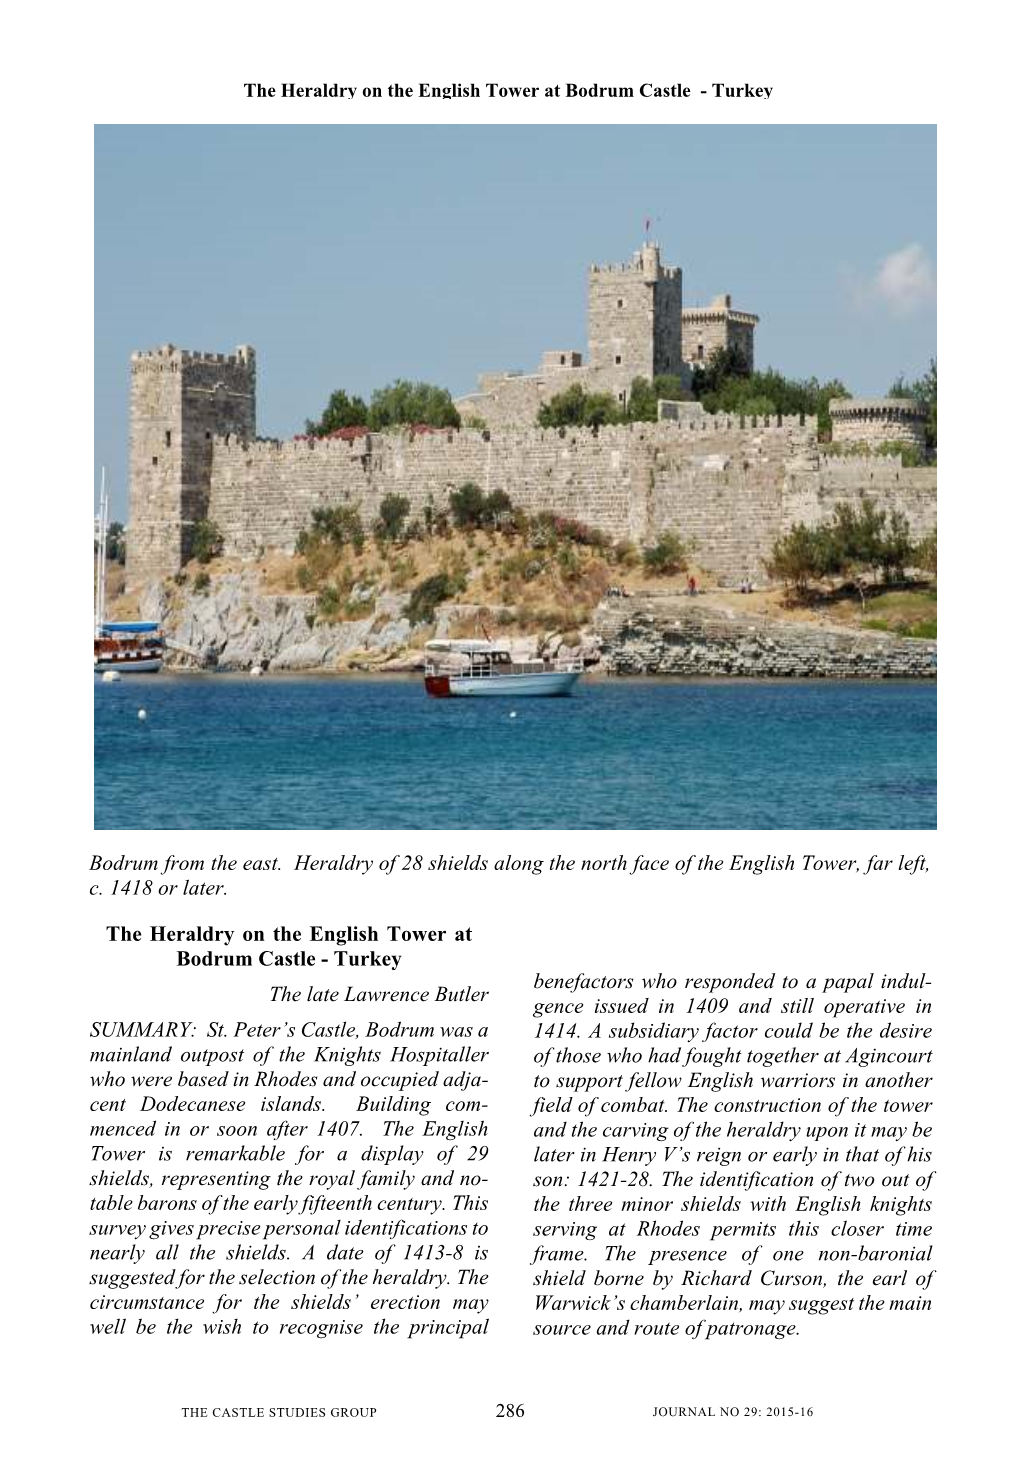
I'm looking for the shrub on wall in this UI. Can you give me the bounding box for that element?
[297,505,365,553]
[375,494,411,542]
[449,484,514,530]
[643,532,693,575]
[191,519,224,564]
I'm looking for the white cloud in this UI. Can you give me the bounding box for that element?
[862,244,936,316]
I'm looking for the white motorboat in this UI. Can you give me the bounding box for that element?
[424,640,583,698]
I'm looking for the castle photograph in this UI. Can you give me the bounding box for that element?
[95,124,936,831]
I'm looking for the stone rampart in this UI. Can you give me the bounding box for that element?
[198,417,935,589]
[788,461,937,539]
[207,424,654,554]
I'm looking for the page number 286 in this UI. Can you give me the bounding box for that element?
[496,1404,525,1418]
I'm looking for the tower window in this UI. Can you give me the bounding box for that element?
[614,355,622,366]
[617,299,624,308]
[151,456,158,466]
[205,431,211,440]
[165,430,171,447]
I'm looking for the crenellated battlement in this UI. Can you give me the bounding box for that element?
[589,261,649,274]
[830,397,928,453]
[586,263,680,279]
[205,415,821,468]
[131,343,256,369]
[124,243,932,593]
[830,397,926,421]
[655,411,818,436]
[682,307,760,327]
[589,246,679,281]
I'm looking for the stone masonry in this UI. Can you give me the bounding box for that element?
[830,398,928,452]
[124,244,935,595]
[587,243,683,386]
[124,407,935,593]
[127,345,256,586]
[456,241,754,425]
[680,295,759,371]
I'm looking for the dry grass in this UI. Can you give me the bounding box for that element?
[178,530,709,637]
[104,533,935,641]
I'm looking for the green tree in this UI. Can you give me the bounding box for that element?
[367,380,461,430]
[691,349,850,437]
[625,377,659,422]
[830,499,899,582]
[446,484,514,530]
[877,510,915,582]
[643,532,692,576]
[915,529,937,577]
[106,521,126,564]
[889,358,936,455]
[690,344,753,397]
[765,523,820,595]
[297,504,365,553]
[305,389,369,436]
[813,384,853,440]
[651,374,690,404]
[376,494,411,541]
[483,488,514,526]
[766,499,920,601]
[624,375,695,423]
[538,383,624,428]
[191,519,224,564]
[449,482,487,529]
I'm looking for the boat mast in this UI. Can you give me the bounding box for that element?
[94,468,108,634]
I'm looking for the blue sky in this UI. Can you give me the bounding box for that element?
[96,125,935,519]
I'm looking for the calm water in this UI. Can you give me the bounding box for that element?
[94,676,936,830]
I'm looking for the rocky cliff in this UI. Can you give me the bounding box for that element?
[142,578,935,679]
[142,574,598,673]
[142,573,415,670]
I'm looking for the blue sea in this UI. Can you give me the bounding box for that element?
[94,676,936,830]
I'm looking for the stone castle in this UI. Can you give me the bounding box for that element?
[456,242,757,426]
[125,241,936,592]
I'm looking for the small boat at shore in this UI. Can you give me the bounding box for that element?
[95,621,165,674]
[424,639,583,698]
[95,472,163,673]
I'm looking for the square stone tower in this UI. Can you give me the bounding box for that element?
[587,243,683,400]
[681,295,758,372]
[126,344,256,590]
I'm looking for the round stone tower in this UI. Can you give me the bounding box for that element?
[829,397,927,454]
